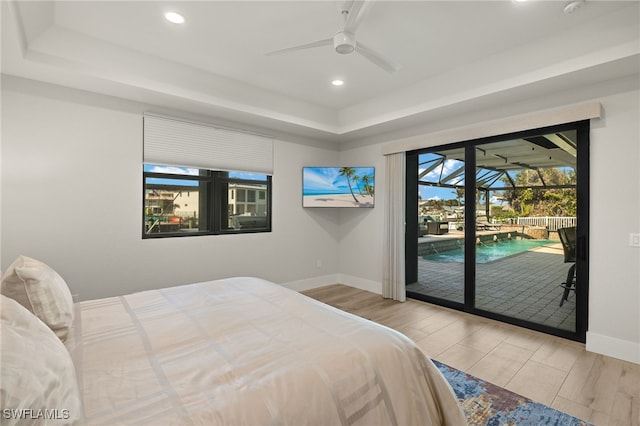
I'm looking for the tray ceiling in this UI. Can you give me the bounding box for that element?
[2,1,639,144]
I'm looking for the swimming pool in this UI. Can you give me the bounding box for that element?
[422,239,556,263]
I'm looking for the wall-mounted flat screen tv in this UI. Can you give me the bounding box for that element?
[302,167,375,208]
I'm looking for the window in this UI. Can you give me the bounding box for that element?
[143,165,271,237]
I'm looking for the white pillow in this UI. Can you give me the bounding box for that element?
[0,295,83,425]
[1,256,74,341]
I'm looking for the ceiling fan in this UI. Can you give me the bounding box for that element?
[266,1,401,73]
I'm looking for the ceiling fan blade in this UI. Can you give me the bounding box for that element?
[265,38,333,56]
[344,0,374,33]
[355,41,401,73]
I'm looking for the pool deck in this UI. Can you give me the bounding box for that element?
[407,237,576,332]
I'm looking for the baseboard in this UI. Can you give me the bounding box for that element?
[282,274,382,295]
[586,331,640,364]
[337,274,382,295]
[281,274,341,292]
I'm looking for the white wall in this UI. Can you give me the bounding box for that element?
[587,88,640,363]
[336,144,386,293]
[1,78,342,300]
[339,78,640,364]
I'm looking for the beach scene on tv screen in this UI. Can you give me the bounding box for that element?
[303,167,374,208]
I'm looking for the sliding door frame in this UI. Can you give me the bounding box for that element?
[406,120,589,342]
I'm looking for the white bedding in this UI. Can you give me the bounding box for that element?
[66,277,465,425]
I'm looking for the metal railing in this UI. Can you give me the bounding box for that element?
[517,216,577,231]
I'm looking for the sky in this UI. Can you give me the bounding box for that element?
[419,154,465,202]
[419,154,504,205]
[418,152,574,205]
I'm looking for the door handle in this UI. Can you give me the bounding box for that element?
[577,235,587,261]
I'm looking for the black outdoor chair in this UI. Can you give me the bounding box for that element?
[558,226,577,307]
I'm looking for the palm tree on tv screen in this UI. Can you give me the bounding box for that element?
[339,167,359,203]
[352,174,365,196]
[362,174,374,196]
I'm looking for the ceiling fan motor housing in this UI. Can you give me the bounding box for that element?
[334,31,355,54]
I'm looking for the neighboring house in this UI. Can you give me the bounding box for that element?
[145,184,267,218]
[229,184,268,217]
[145,189,200,219]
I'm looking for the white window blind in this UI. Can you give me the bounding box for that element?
[143,114,273,174]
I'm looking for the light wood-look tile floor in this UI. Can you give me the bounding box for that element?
[302,284,640,426]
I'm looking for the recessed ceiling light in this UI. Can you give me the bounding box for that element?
[165,11,185,24]
[332,80,344,86]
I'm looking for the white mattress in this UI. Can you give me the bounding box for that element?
[66,277,465,425]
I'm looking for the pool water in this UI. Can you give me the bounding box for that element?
[423,239,556,263]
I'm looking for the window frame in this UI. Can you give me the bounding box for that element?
[143,167,272,239]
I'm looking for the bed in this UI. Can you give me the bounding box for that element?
[1,256,465,425]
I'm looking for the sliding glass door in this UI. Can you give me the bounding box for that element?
[406,148,466,304]
[406,121,589,342]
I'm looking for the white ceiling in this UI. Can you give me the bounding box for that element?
[2,1,639,145]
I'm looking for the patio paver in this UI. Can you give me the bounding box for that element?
[406,241,577,331]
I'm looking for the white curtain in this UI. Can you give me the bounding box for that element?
[382,152,406,302]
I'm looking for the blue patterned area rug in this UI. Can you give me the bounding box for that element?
[433,360,593,426]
